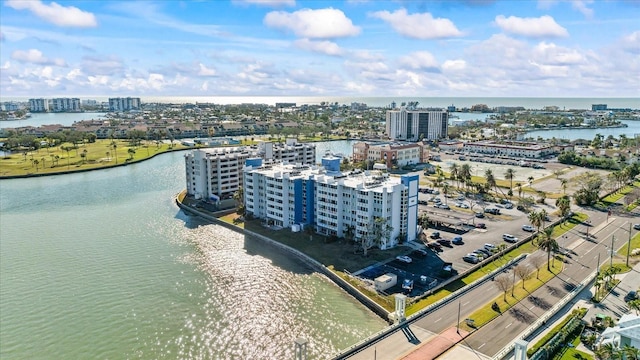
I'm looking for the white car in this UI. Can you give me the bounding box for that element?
[459,203,470,209]
[522,225,535,232]
[503,234,518,243]
[484,243,497,252]
[396,255,413,264]
[634,224,640,231]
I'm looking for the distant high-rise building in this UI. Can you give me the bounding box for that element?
[51,98,81,112]
[109,97,141,112]
[29,98,48,112]
[386,108,448,141]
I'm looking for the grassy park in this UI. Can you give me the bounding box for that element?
[0,139,189,177]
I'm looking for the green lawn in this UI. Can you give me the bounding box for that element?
[0,139,189,177]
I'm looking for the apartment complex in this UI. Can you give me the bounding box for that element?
[462,140,572,158]
[386,108,449,141]
[51,98,81,112]
[109,97,141,112]
[184,139,316,201]
[243,157,419,250]
[352,142,428,168]
[29,98,48,112]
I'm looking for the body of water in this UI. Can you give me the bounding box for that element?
[0,148,385,359]
[524,120,640,141]
[0,112,106,129]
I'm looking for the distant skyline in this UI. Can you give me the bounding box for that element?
[1,0,639,98]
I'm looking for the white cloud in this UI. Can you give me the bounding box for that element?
[81,56,124,75]
[442,59,467,71]
[399,51,439,70]
[5,0,97,28]
[66,68,83,81]
[198,63,217,76]
[0,61,10,70]
[621,31,640,54]
[294,39,342,56]
[495,15,568,38]
[533,42,584,65]
[537,1,594,18]
[370,8,463,40]
[233,0,295,7]
[264,8,360,39]
[11,49,66,66]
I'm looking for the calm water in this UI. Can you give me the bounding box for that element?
[0,149,384,359]
[524,120,640,140]
[0,112,106,129]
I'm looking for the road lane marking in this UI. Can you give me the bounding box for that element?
[478,343,486,349]
[463,301,470,306]
[530,305,536,310]
[434,317,442,323]
[506,322,513,329]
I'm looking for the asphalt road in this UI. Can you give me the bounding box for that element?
[343,204,640,360]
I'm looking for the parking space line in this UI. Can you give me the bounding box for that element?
[505,322,513,329]
[478,343,486,349]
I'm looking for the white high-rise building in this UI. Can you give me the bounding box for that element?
[185,139,316,201]
[29,98,48,112]
[243,156,419,249]
[109,97,141,112]
[386,108,448,141]
[50,98,81,112]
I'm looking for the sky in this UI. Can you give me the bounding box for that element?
[0,0,639,98]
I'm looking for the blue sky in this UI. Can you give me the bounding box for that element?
[1,0,638,98]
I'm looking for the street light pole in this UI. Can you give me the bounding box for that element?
[627,223,632,267]
[597,252,601,275]
[585,220,591,239]
[610,235,615,268]
[457,301,461,335]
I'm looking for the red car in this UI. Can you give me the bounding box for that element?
[475,223,486,229]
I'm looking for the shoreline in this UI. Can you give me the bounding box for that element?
[0,147,190,180]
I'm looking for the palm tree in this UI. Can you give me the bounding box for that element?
[628,299,640,315]
[485,169,497,194]
[516,182,523,198]
[536,226,559,271]
[560,178,568,194]
[442,182,451,205]
[505,168,516,191]
[556,196,571,221]
[622,344,639,360]
[539,209,548,229]
[527,175,534,188]
[529,210,543,233]
[449,163,459,189]
[111,142,118,164]
[459,164,472,190]
[127,148,136,160]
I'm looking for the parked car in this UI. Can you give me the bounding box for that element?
[485,208,501,215]
[504,203,514,209]
[426,242,443,251]
[522,225,535,232]
[475,212,485,218]
[634,224,640,230]
[475,248,491,257]
[412,249,428,258]
[471,250,486,259]
[475,223,486,229]
[463,253,480,264]
[458,203,470,209]
[484,243,497,252]
[452,236,464,245]
[430,231,441,239]
[624,290,638,302]
[437,204,451,210]
[437,238,452,247]
[503,234,518,243]
[396,255,413,264]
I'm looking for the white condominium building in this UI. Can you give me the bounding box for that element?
[386,108,448,141]
[108,97,141,112]
[243,157,419,250]
[51,98,81,112]
[185,139,316,201]
[29,98,48,112]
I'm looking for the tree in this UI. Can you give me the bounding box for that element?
[573,172,603,206]
[33,159,40,171]
[537,190,547,204]
[531,255,545,279]
[81,149,88,164]
[622,344,639,360]
[628,299,640,315]
[127,148,136,160]
[449,163,459,189]
[529,210,544,234]
[494,274,512,301]
[536,226,559,271]
[504,168,516,191]
[556,195,571,221]
[516,182,523,198]
[560,178,568,194]
[514,264,531,290]
[527,175,534,188]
